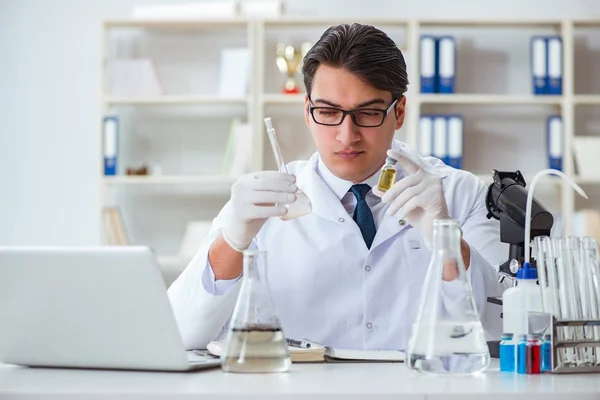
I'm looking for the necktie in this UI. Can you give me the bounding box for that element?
[349,184,376,249]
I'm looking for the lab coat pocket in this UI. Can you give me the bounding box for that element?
[402,228,431,291]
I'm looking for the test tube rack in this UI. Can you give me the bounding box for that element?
[528,312,600,374]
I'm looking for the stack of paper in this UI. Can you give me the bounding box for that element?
[206,340,405,363]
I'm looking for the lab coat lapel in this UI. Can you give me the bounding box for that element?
[295,158,350,224]
[371,206,412,250]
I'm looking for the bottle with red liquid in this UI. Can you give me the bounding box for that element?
[526,334,541,374]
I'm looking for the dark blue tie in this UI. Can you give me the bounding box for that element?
[350,184,376,249]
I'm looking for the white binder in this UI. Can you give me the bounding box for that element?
[418,115,433,156]
[420,36,436,93]
[433,116,448,163]
[447,115,463,169]
[531,37,547,94]
[547,36,562,95]
[437,36,456,93]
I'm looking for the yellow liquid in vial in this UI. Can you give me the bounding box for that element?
[377,168,396,192]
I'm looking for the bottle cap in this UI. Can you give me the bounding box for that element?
[518,334,527,341]
[516,261,538,280]
[385,156,397,165]
[501,333,514,340]
[527,333,540,341]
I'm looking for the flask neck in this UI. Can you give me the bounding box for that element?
[243,251,267,282]
[431,221,463,255]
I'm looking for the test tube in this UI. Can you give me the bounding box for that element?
[264,117,289,174]
[580,237,600,364]
[263,118,312,220]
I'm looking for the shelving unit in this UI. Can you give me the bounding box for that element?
[103,95,250,105]
[418,94,563,105]
[100,17,600,251]
[572,20,600,217]
[103,175,237,185]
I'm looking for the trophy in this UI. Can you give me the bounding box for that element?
[275,42,312,94]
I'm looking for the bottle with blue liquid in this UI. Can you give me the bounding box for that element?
[517,334,528,374]
[542,334,552,372]
[499,333,515,372]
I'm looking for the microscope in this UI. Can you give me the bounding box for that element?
[483,170,554,358]
[485,169,554,279]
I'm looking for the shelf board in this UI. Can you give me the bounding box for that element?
[418,94,563,105]
[104,19,248,29]
[574,20,600,28]
[574,176,600,185]
[103,95,249,105]
[418,19,562,28]
[103,175,237,185]
[261,94,305,104]
[263,18,410,27]
[574,95,600,105]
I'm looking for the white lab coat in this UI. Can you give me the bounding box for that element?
[167,140,509,350]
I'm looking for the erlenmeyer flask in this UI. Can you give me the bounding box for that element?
[221,250,291,373]
[406,219,490,374]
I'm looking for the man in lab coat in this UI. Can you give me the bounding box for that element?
[167,23,508,351]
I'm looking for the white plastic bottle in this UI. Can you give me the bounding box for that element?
[502,262,543,344]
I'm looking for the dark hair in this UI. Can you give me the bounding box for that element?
[302,23,409,100]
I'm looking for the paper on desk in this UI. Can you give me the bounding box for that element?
[206,341,404,363]
[324,348,405,363]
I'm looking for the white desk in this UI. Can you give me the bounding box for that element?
[1,360,600,400]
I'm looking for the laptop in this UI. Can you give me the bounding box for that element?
[0,246,221,372]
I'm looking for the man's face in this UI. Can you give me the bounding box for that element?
[304,64,406,183]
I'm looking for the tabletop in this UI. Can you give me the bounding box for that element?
[2,360,600,400]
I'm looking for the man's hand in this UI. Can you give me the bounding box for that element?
[222,171,298,252]
[373,149,450,250]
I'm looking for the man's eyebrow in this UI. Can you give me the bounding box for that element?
[312,98,341,107]
[312,98,387,108]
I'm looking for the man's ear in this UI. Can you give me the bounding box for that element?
[394,96,407,130]
[304,95,310,127]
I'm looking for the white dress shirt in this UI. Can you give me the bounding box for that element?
[167,140,509,351]
[317,157,392,231]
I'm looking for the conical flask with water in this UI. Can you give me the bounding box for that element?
[406,219,490,374]
[221,250,291,373]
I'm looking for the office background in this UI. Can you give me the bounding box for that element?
[2,0,600,284]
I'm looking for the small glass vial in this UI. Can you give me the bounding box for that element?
[517,334,527,374]
[541,334,552,372]
[376,156,398,192]
[526,334,541,374]
[499,333,515,372]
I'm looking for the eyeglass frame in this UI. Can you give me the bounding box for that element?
[307,97,400,128]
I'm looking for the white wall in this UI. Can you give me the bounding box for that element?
[1,0,600,248]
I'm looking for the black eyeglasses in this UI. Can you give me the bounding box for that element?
[308,98,399,128]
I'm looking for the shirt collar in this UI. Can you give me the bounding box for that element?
[315,157,402,200]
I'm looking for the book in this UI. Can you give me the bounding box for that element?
[102,207,129,246]
[206,340,405,363]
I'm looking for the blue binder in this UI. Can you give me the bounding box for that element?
[436,36,456,94]
[446,114,463,169]
[420,35,437,93]
[547,115,563,171]
[432,115,448,164]
[103,116,119,176]
[531,36,548,95]
[547,36,563,95]
[418,115,434,156]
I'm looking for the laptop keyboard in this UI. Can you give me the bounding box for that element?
[186,350,219,364]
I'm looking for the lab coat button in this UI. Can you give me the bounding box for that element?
[399,219,406,226]
[365,265,371,271]
[338,217,345,223]
[366,322,373,329]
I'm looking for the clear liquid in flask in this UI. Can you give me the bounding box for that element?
[407,320,490,374]
[221,325,291,373]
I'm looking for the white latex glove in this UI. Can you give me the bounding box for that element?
[373,149,450,249]
[222,171,297,252]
